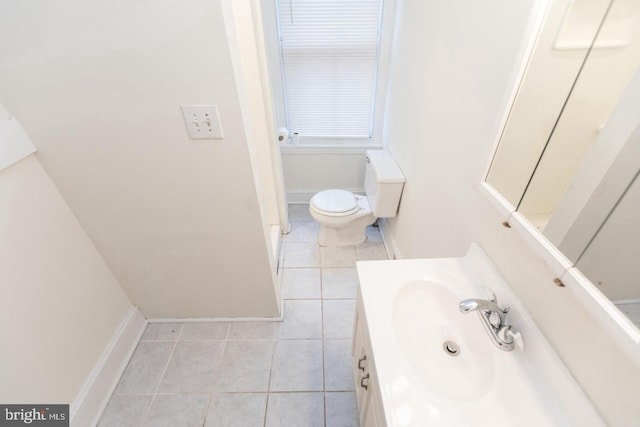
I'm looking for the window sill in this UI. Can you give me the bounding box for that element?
[279,142,383,155]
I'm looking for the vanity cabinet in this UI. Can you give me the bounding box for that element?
[352,294,386,427]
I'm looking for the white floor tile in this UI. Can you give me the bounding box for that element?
[270,340,323,392]
[98,395,152,427]
[284,243,320,268]
[158,341,224,393]
[322,268,358,299]
[141,323,182,342]
[287,221,319,243]
[281,268,322,299]
[228,322,277,340]
[321,246,357,268]
[179,322,229,341]
[356,241,388,261]
[216,340,275,392]
[144,394,210,427]
[276,300,322,339]
[616,302,640,328]
[102,220,388,426]
[324,339,355,391]
[115,342,174,395]
[205,393,267,427]
[325,392,360,427]
[323,300,356,339]
[265,392,324,427]
[365,225,383,242]
[288,204,313,222]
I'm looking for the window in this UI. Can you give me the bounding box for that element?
[273,0,385,143]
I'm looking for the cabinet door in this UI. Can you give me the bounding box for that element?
[360,373,380,427]
[352,308,369,418]
[352,303,387,427]
[366,374,387,427]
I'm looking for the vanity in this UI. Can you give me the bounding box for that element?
[352,245,604,426]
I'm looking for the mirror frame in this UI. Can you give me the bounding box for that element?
[481,181,640,364]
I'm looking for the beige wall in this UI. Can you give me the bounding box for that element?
[0,0,280,318]
[0,155,132,403]
[383,0,640,425]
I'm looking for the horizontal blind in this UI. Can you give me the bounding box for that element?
[278,0,382,138]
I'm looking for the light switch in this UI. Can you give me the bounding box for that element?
[181,105,224,139]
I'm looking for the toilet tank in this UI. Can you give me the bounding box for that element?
[364,150,406,217]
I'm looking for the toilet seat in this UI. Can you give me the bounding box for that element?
[310,190,360,217]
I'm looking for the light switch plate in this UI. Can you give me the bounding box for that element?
[181,105,224,139]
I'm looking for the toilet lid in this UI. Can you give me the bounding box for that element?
[311,190,360,216]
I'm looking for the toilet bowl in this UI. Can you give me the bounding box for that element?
[309,150,406,247]
[309,189,376,247]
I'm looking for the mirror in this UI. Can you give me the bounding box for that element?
[486,0,640,327]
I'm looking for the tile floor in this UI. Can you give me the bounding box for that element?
[98,204,389,427]
[615,301,640,328]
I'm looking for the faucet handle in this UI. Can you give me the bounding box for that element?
[480,285,497,303]
[498,325,525,351]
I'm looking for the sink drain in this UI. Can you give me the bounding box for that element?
[443,341,460,357]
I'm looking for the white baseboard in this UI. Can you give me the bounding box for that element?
[70,306,146,427]
[377,218,403,260]
[614,298,640,305]
[286,188,364,204]
[148,315,283,323]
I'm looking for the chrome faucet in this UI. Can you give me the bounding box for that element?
[459,292,520,351]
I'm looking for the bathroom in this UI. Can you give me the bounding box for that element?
[0,0,639,426]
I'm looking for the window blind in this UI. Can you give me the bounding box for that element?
[277,0,383,139]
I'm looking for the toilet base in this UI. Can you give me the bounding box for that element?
[317,215,376,247]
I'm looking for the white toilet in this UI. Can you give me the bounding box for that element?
[309,150,406,247]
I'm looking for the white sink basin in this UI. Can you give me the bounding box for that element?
[356,245,604,426]
[393,280,493,400]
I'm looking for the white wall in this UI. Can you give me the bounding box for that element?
[222,0,282,229]
[383,0,640,424]
[282,150,367,202]
[0,155,132,403]
[0,0,280,318]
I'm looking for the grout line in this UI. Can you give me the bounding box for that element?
[200,332,229,426]
[223,323,231,341]
[264,309,282,426]
[263,353,275,427]
[201,393,215,427]
[320,260,327,427]
[323,390,328,427]
[320,261,327,426]
[139,326,182,425]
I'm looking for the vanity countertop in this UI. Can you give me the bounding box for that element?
[355,244,604,427]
